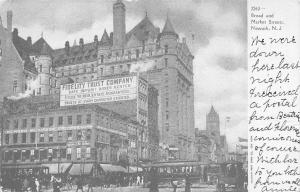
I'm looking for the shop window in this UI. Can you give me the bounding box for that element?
[39,133,45,142]
[58,116,63,126]
[22,133,26,143]
[86,114,91,124]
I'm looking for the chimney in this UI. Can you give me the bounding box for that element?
[27,36,32,46]
[110,32,113,41]
[94,35,98,43]
[12,28,18,40]
[79,38,84,46]
[7,10,12,32]
[65,41,70,55]
[113,0,126,48]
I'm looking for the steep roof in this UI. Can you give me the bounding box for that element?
[52,42,98,67]
[208,105,218,115]
[31,37,53,55]
[99,29,111,47]
[11,29,37,74]
[126,15,159,42]
[161,16,178,37]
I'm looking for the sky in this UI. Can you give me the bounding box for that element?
[0,0,247,151]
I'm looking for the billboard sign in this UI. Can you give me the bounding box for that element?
[60,76,137,106]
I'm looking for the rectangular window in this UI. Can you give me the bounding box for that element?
[76,148,81,159]
[136,49,140,58]
[39,133,44,142]
[49,132,53,142]
[40,118,45,128]
[22,119,27,129]
[39,65,42,72]
[127,64,131,71]
[68,116,72,125]
[13,80,17,93]
[111,66,114,74]
[128,51,131,59]
[13,133,18,144]
[67,148,72,160]
[77,130,82,141]
[86,147,91,159]
[86,114,91,124]
[67,130,72,141]
[31,119,36,128]
[22,133,26,143]
[164,45,169,54]
[30,132,36,143]
[58,116,63,126]
[14,120,18,129]
[49,117,54,127]
[86,129,91,140]
[58,131,63,141]
[101,55,104,63]
[100,68,104,76]
[5,134,9,144]
[76,115,82,125]
[165,58,168,67]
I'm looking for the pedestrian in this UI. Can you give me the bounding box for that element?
[52,177,61,192]
[87,176,94,192]
[171,176,177,192]
[76,177,84,192]
[137,175,141,186]
[141,175,144,186]
[149,168,159,192]
[185,174,191,192]
[35,178,40,192]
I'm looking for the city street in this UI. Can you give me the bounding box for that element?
[41,185,217,192]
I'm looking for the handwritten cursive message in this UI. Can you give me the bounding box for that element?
[248,0,300,192]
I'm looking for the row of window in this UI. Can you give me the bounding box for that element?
[3,147,92,162]
[4,129,92,145]
[6,114,92,130]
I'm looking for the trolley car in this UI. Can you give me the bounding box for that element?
[216,160,247,192]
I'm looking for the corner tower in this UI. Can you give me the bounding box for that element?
[206,106,220,144]
[35,43,52,95]
[113,0,126,49]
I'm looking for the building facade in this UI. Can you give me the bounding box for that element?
[195,106,229,163]
[1,94,150,168]
[0,0,194,160]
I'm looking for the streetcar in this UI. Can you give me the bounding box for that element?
[216,160,247,192]
[142,160,247,191]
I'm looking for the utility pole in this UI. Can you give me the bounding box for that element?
[0,114,4,180]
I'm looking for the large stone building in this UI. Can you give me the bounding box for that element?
[0,0,195,160]
[1,92,153,168]
[195,106,228,163]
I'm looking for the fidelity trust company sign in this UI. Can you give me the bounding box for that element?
[60,76,137,106]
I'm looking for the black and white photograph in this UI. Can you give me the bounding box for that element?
[0,0,248,192]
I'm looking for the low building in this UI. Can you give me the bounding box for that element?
[1,94,148,169]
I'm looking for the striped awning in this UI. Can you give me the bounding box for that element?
[128,166,143,173]
[100,164,127,173]
[42,163,72,174]
[68,163,94,175]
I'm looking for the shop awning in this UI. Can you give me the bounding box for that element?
[42,163,72,174]
[2,164,47,169]
[99,164,127,173]
[68,163,94,176]
[128,166,143,173]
